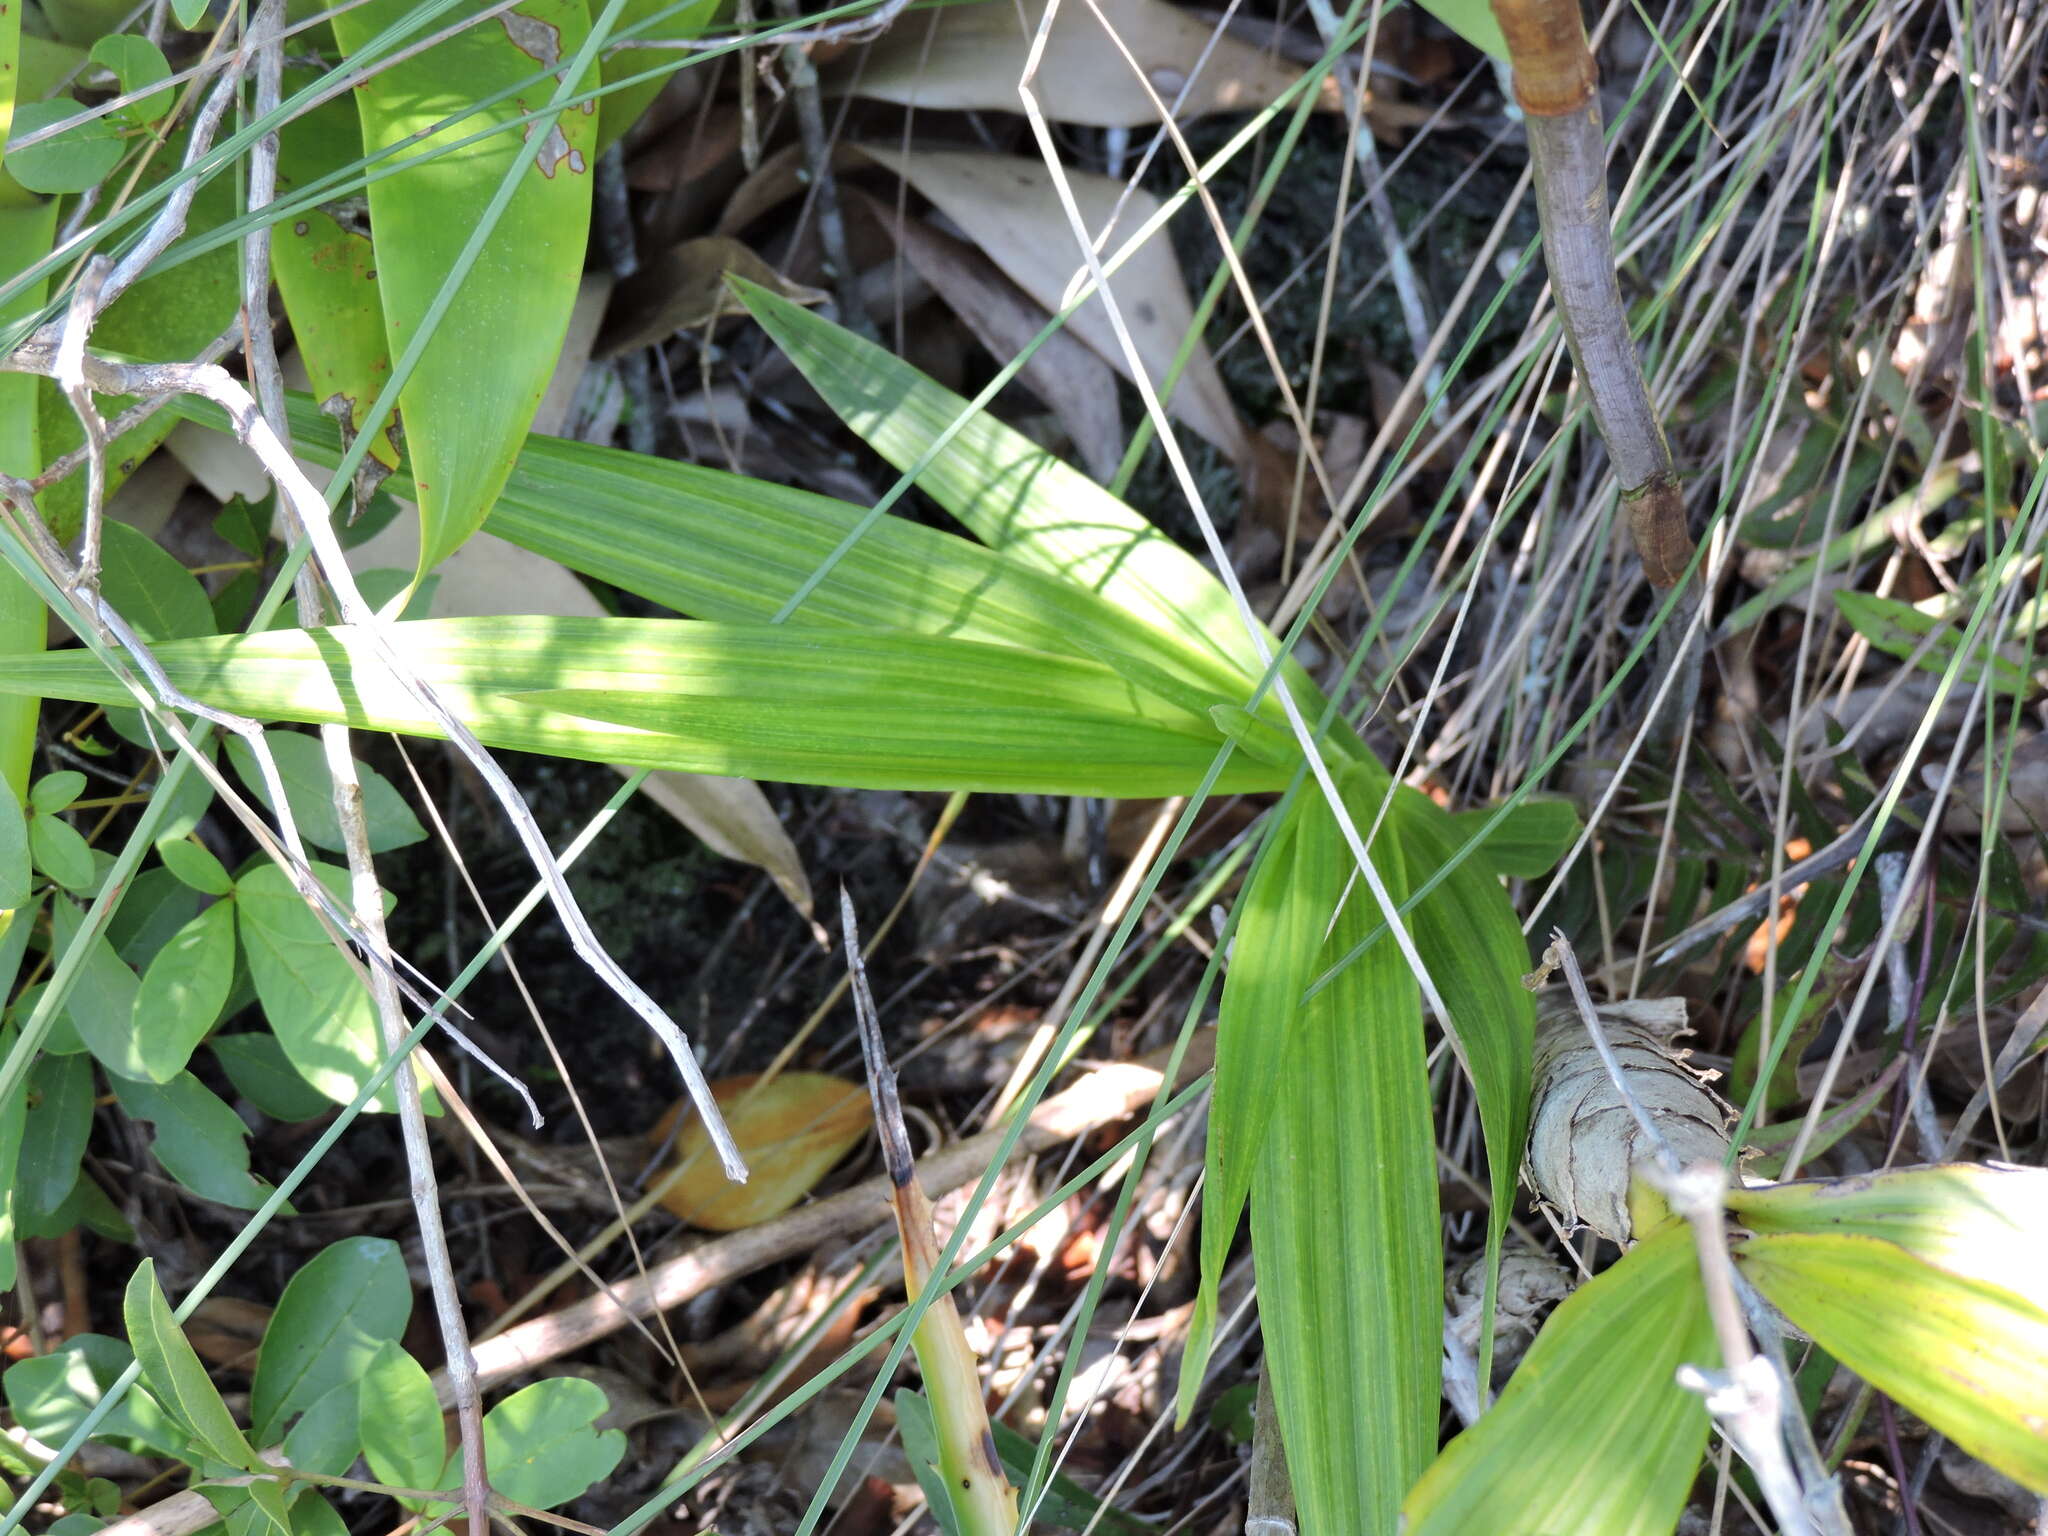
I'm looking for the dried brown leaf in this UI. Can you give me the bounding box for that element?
[1526,996,1734,1246]
[828,0,1330,127]
[599,236,829,357]
[857,194,1124,481]
[851,145,1247,458]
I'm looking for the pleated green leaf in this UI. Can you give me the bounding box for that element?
[1253,787,1439,1534]
[1729,1163,2048,1310]
[735,279,1321,718]
[1445,796,1581,879]
[0,617,1283,798]
[329,0,597,577]
[1402,1226,1716,1535]
[1734,1169,2048,1493]
[1387,786,1536,1377]
[233,394,1268,713]
[1179,784,1348,1425]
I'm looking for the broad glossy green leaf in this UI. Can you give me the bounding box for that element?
[736,280,1319,719]
[253,1237,412,1441]
[329,0,598,578]
[596,0,717,149]
[124,1258,261,1469]
[1253,803,1438,1534]
[251,393,1280,714]
[225,731,426,854]
[1738,1231,2048,1491]
[235,862,402,1113]
[1182,787,1346,1423]
[0,887,32,979]
[0,618,1281,797]
[1445,796,1581,879]
[271,69,399,472]
[109,1071,274,1209]
[210,1033,333,1122]
[4,1334,187,1461]
[130,901,235,1082]
[0,0,20,173]
[1729,1163,2048,1310]
[1402,1226,1715,1534]
[1438,0,1507,56]
[18,1050,94,1214]
[0,196,56,803]
[466,1377,623,1510]
[0,1021,19,1287]
[358,1340,446,1508]
[35,126,239,539]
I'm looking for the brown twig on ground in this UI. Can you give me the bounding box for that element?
[445,1030,1214,1400]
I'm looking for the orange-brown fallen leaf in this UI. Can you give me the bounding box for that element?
[649,1072,869,1231]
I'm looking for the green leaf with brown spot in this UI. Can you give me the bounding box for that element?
[329,0,599,579]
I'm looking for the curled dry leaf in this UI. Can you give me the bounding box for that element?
[851,145,1247,460]
[828,0,1331,128]
[649,1073,869,1231]
[1445,1251,1570,1374]
[1526,996,1733,1246]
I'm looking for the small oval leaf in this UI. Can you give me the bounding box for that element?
[130,901,236,1082]
[252,1236,412,1441]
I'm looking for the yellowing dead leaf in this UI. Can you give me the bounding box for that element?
[852,145,1246,458]
[649,1073,870,1230]
[828,0,1330,127]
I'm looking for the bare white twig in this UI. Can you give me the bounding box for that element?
[327,731,494,1531]
[1659,1163,1849,1536]
[234,23,496,1516]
